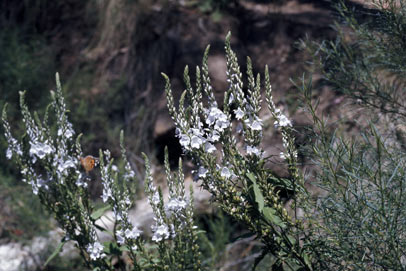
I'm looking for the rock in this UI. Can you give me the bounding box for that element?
[0,229,77,271]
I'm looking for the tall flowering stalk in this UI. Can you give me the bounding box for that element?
[2,74,201,270]
[164,32,312,269]
[143,148,201,270]
[3,74,109,269]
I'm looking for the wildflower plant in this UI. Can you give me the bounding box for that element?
[164,32,312,270]
[4,2,406,268]
[2,74,201,271]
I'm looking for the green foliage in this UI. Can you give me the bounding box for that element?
[297,1,406,269]
[197,211,232,269]
[301,0,406,119]
[297,73,406,270]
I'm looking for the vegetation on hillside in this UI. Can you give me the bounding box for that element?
[3,0,406,270]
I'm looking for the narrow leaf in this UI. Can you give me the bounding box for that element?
[91,205,111,220]
[287,234,296,246]
[246,172,256,183]
[247,173,265,212]
[263,207,286,229]
[253,181,265,212]
[44,240,66,266]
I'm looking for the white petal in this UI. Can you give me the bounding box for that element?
[6,148,12,159]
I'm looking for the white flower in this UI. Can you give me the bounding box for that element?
[179,134,191,148]
[245,118,262,131]
[228,93,235,105]
[279,152,286,160]
[75,174,88,188]
[148,181,156,192]
[246,145,260,156]
[116,230,125,245]
[125,226,142,239]
[206,107,230,132]
[112,165,118,172]
[58,159,76,173]
[191,135,204,149]
[276,114,292,128]
[214,119,230,131]
[4,128,23,159]
[29,142,53,159]
[206,107,221,126]
[207,131,220,142]
[152,224,170,242]
[65,128,73,138]
[167,198,187,212]
[152,191,160,205]
[204,142,216,153]
[190,128,203,136]
[87,242,105,260]
[220,167,231,178]
[234,107,245,120]
[57,127,73,138]
[37,177,49,189]
[31,181,39,195]
[124,163,135,181]
[6,148,12,159]
[124,195,131,205]
[114,209,123,221]
[102,187,112,202]
[208,182,216,192]
[125,170,135,179]
[198,167,208,178]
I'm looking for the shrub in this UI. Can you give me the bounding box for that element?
[298,0,406,269]
[2,75,201,271]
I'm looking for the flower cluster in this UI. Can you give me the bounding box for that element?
[264,71,301,200]
[174,101,229,155]
[100,149,114,203]
[3,76,83,196]
[2,107,23,161]
[144,151,192,244]
[3,74,204,271]
[142,150,201,270]
[86,241,106,261]
[88,135,200,270]
[145,176,171,242]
